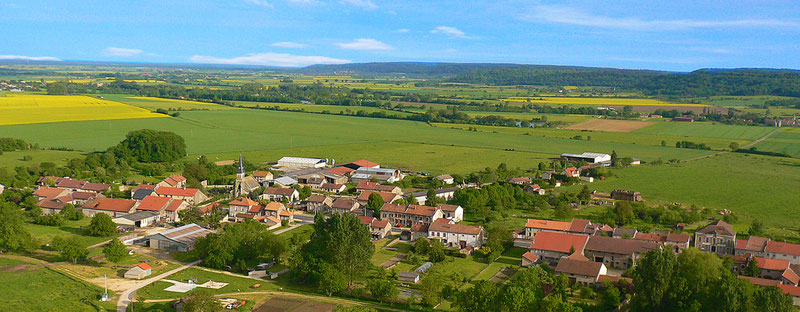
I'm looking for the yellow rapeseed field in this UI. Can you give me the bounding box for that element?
[501,96,709,107]
[0,94,166,125]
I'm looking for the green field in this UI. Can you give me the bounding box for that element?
[0,264,114,311]
[137,267,272,300]
[102,94,231,111]
[689,95,793,107]
[754,128,800,157]
[634,122,774,140]
[0,108,712,174]
[25,219,112,247]
[0,149,85,168]
[233,101,414,118]
[568,153,800,234]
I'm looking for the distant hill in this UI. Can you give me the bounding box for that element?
[300,62,525,76]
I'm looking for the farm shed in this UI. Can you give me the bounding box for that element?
[147,223,213,252]
[124,263,152,279]
[398,272,420,283]
[113,211,159,230]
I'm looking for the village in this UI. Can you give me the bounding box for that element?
[14,149,800,310]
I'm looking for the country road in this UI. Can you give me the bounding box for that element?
[683,128,780,162]
[116,260,201,312]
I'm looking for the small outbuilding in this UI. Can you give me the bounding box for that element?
[124,263,152,279]
[398,271,420,283]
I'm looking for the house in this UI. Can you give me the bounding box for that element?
[525,219,571,239]
[154,187,208,205]
[695,219,737,256]
[540,171,557,180]
[330,198,360,215]
[634,232,692,254]
[277,157,327,169]
[227,197,260,218]
[263,216,282,230]
[779,284,800,306]
[580,176,594,183]
[321,183,346,194]
[405,187,458,205]
[358,216,392,239]
[506,177,531,185]
[561,152,612,164]
[402,223,430,242]
[198,202,222,215]
[113,211,159,231]
[339,159,380,170]
[738,237,800,265]
[272,176,298,187]
[261,187,299,203]
[147,223,213,252]
[82,198,138,218]
[529,231,590,264]
[356,181,402,194]
[131,184,157,200]
[351,167,403,183]
[357,191,402,206]
[583,236,660,269]
[436,204,463,222]
[40,177,110,193]
[252,170,274,184]
[326,166,356,177]
[428,219,484,248]
[262,202,292,222]
[436,174,454,185]
[296,173,326,189]
[137,196,172,220]
[398,271,420,283]
[753,257,795,282]
[33,187,70,201]
[124,263,152,279]
[524,184,546,195]
[612,228,638,238]
[303,194,332,213]
[555,253,608,285]
[158,174,187,188]
[610,190,643,202]
[521,251,539,267]
[380,204,443,228]
[561,167,579,178]
[37,197,70,215]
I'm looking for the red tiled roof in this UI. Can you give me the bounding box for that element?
[507,177,531,183]
[567,251,589,261]
[736,239,748,250]
[372,219,389,228]
[779,284,800,297]
[253,170,272,178]
[784,268,800,285]
[137,196,171,211]
[264,187,296,196]
[198,202,221,213]
[155,187,200,197]
[563,167,579,176]
[598,275,633,284]
[264,202,285,211]
[585,236,660,255]
[326,167,355,176]
[85,198,136,212]
[248,204,263,213]
[132,184,157,193]
[525,219,571,231]
[350,159,379,168]
[522,251,539,263]
[358,191,398,203]
[358,216,376,225]
[666,233,691,243]
[57,178,86,189]
[169,174,186,183]
[740,275,781,287]
[429,218,482,235]
[81,182,110,192]
[568,219,591,233]
[697,220,735,236]
[331,198,358,209]
[229,197,259,207]
[321,183,344,190]
[436,204,460,212]
[405,204,438,217]
[381,203,406,213]
[33,187,68,199]
[37,199,66,210]
[755,257,790,271]
[375,185,399,192]
[137,263,152,270]
[530,231,589,254]
[356,181,379,190]
[306,194,329,203]
[279,210,293,217]
[743,236,770,252]
[71,191,96,200]
[766,241,800,256]
[555,258,603,277]
[410,223,429,232]
[165,199,186,212]
[266,216,281,224]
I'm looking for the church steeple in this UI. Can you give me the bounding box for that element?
[237,154,245,175]
[234,154,245,197]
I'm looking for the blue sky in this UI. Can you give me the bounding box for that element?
[1,0,799,71]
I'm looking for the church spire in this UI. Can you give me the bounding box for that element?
[237,154,245,175]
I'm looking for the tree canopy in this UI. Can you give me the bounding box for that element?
[112,129,186,163]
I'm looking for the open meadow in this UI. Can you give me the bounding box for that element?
[0,94,165,125]
[102,95,232,111]
[754,127,800,157]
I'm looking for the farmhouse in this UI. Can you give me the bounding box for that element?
[136,196,189,222]
[561,152,612,164]
[561,167,579,178]
[436,174,454,184]
[428,219,484,248]
[227,197,260,218]
[634,231,692,254]
[158,174,187,188]
[330,198,360,215]
[260,187,299,202]
[277,156,327,169]
[147,223,213,252]
[321,183,346,193]
[154,186,208,205]
[357,191,402,206]
[555,253,608,285]
[524,184,546,195]
[356,181,402,194]
[611,189,643,202]
[252,170,274,183]
[131,184,157,200]
[113,211,159,230]
[358,216,392,239]
[405,187,458,205]
[33,187,70,201]
[583,236,660,269]
[82,198,138,217]
[506,177,531,185]
[124,263,152,279]
[436,203,464,222]
[525,219,571,238]
[37,176,111,193]
[695,219,737,256]
[351,167,403,183]
[380,204,443,228]
[303,194,332,213]
[540,171,557,180]
[736,236,800,265]
[529,231,590,264]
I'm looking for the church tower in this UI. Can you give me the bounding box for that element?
[234,154,245,197]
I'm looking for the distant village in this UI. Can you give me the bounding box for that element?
[18,151,800,306]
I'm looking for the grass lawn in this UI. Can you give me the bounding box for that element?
[753,128,800,158]
[0,256,34,266]
[276,224,314,240]
[25,219,113,247]
[0,265,116,311]
[137,267,274,300]
[0,149,85,168]
[634,122,774,141]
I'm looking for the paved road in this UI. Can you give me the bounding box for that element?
[274,223,305,235]
[116,260,201,312]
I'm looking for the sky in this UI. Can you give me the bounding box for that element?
[1,0,799,71]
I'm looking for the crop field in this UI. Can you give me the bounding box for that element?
[232,101,414,117]
[0,108,712,173]
[633,122,775,140]
[567,119,655,132]
[103,95,231,111]
[689,95,793,107]
[501,96,708,107]
[753,128,800,157]
[434,123,753,150]
[462,111,594,125]
[0,94,166,125]
[569,153,800,236]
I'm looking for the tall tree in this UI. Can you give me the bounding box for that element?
[103,238,127,263]
[88,213,116,236]
[182,290,223,312]
[631,248,676,311]
[52,236,88,264]
[366,192,385,217]
[0,202,35,252]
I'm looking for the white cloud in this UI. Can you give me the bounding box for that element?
[103,47,143,57]
[286,0,321,5]
[523,5,798,31]
[0,55,61,61]
[271,41,308,48]
[335,38,393,50]
[340,0,376,9]
[430,26,471,39]
[189,52,350,67]
[394,28,409,33]
[245,0,272,7]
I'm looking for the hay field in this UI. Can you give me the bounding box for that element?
[0,94,166,125]
[567,119,655,132]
